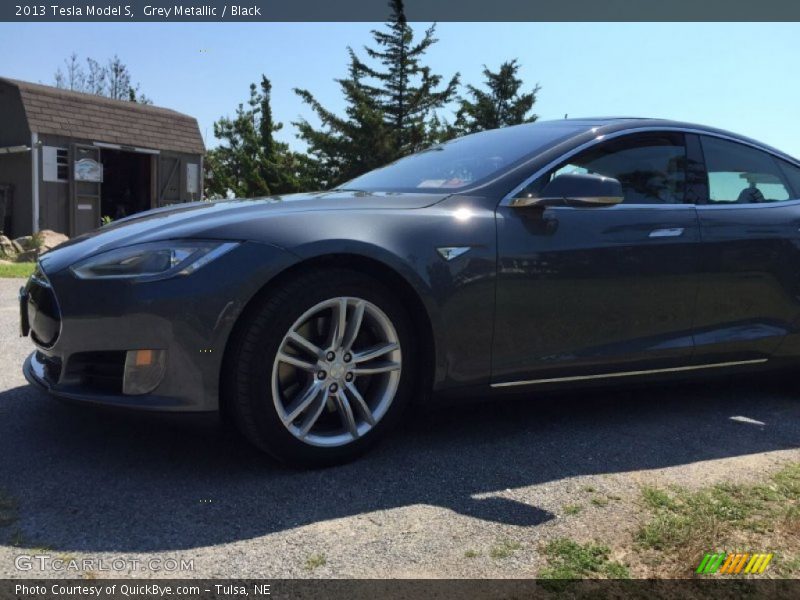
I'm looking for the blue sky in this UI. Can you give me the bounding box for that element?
[1,22,799,157]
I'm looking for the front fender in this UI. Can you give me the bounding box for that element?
[265,204,497,390]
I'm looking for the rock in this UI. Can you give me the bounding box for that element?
[0,235,17,259]
[37,229,69,253]
[0,231,68,260]
[13,236,34,251]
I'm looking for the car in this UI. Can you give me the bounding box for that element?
[20,117,800,465]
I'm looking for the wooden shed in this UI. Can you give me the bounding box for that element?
[0,77,205,238]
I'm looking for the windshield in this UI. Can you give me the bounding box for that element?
[339,121,586,193]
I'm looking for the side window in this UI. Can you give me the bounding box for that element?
[525,133,688,204]
[777,159,800,199]
[700,136,793,204]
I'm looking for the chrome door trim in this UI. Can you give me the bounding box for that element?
[500,126,800,208]
[649,227,685,238]
[490,358,768,388]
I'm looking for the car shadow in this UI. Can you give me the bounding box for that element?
[1,374,799,552]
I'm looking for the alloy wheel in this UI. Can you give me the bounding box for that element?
[270,296,402,447]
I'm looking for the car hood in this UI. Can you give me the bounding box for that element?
[39,191,450,274]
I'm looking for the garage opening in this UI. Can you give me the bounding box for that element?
[100,149,152,221]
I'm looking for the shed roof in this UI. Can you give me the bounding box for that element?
[0,77,205,155]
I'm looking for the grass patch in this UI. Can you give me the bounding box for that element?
[0,261,35,278]
[489,539,522,559]
[636,463,800,575]
[581,485,596,493]
[539,538,630,579]
[304,553,326,571]
[772,555,800,577]
[563,504,583,516]
[464,549,480,558]
[591,497,609,507]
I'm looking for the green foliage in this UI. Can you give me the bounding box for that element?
[294,0,459,187]
[636,464,800,554]
[294,52,395,189]
[489,539,522,559]
[206,3,544,193]
[206,77,315,198]
[304,553,326,571]
[540,538,630,579]
[455,60,539,134]
[0,262,35,278]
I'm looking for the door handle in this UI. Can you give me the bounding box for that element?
[649,227,684,238]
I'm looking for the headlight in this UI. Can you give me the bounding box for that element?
[70,241,239,280]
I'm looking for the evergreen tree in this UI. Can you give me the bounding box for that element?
[294,50,394,188]
[455,60,540,133]
[295,0,459,186]
[206,76,312,198]
[353,0,460,155]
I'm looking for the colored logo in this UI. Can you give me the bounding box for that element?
[696,552,773,575]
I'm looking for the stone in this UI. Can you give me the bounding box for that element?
[13,236,34,251]
[0,235,17,259]
[36,229,69,253]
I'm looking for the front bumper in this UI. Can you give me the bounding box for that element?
[21,240,296,412]
[23,350,194,410]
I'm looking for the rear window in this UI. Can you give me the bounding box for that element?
[701,136,794,204]
[777,159,800,198]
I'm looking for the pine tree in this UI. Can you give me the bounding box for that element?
[455,60,540,133]
[353,0,460,155]
[206,76,312,198]
[294,50,394,188]
[295,0,459,187]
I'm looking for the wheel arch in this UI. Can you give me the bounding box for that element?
[219,252,439,418]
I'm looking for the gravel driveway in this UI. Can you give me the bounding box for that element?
[1,277,799,579]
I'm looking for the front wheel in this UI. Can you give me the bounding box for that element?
[227,269,416,466]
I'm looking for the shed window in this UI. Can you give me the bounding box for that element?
[56,149,69,181]
[42,146,69,183]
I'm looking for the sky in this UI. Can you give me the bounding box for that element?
[1,22,799,157]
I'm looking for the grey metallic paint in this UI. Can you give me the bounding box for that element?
[22,118,800,411]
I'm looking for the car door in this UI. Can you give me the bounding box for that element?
[492,131,703,386]
[693,135,800,363]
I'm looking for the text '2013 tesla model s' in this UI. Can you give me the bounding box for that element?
[21,118,800,465]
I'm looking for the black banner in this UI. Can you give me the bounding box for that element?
[2,0,800,22]
[2,579,800,600]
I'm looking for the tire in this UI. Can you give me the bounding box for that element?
[225,268,417,467]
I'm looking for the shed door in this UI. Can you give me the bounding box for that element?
[70,144,102,236]
[158,155,182,206]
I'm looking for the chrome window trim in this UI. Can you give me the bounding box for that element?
[500,126,800,207]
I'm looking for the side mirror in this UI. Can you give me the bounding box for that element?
[510,173,624,208]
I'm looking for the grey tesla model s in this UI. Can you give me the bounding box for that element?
[21,118,800,465]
